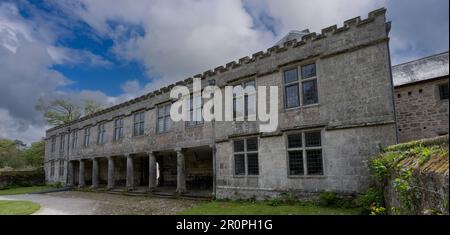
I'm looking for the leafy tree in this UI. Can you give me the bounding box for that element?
[20,141,44,168]
[84,100,103,115]
[0,139,22,169]
[35,99,81,126]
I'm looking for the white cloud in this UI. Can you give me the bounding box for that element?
[47,46,112,67]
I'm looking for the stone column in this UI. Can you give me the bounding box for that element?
[92,158,99,188]
[78,159,85,188]
[148,152,157,190]
[67,161,74,187]
[107,156,115,189]
[176,149,186,193]
[126,155,134,190]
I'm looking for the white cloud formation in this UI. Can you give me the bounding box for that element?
[0,0,448,144]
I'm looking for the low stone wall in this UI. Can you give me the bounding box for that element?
[383,135,449,215]
[0,169,45,189]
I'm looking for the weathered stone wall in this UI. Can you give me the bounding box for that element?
[216,125,396,199]
[394,77,449,143]
[384,136,449,215]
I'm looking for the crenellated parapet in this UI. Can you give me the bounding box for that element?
[46,7,388,134]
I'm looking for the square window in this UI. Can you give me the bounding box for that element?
[301,63,316,79]
[284,68,298,83]
[287,134,302,148]
[305,131,321,147]
[234,140,245,152]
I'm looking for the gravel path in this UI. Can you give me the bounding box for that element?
[0,191,201,215]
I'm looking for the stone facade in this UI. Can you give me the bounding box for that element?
[44,8,397,199]
[393,52,449,143]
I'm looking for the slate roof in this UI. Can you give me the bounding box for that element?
[392,51,449,87]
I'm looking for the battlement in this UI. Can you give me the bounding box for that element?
[46,7,388,133]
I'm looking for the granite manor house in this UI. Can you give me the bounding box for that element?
[44,8,398,199]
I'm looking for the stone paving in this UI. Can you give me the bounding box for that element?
[0,191,201,215]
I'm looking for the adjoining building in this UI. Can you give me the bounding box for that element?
[44,8,398,199]
[393,51,449,143]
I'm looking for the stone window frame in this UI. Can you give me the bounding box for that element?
[97,122,107,144]
[50,160,55,177]
[185,94,204,128]
[83,127,91,147]
[285,129,325,178]
[157,103,172,133]
[58,159,64,177]
[113,117,125,141]
[51,136,56,153]
[71,130,78,149]
[438,82,449,100]
[132,110,146,137]
[59,134,65,153]
[231,78,257,121]
[282,62,319,110]
[232,136,260,177]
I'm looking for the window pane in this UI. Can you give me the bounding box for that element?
[158,118,164,132]
[287,134,302,148]
[439,83,449,100]
[302,80,318,105]
[164,116,171,131]
[234,96,244,118]
[234,154,245,175]
[139,122,145,135]
[234,140,245,152]
[288,151,304,175]
[301,63,316,79]
[247,153,259,175]
[305,131,321,147]
[158,107,165,117]
[245,80,255,88]
[246,138,258,151]
[140,112,145,121]
[245,94,256,117]
[284,68,298,83]
[306,149,323,175]
[165,104,171,115]
[133,124,139,136]
[285,84,300,108]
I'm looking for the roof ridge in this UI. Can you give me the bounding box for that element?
[392,51,449,68]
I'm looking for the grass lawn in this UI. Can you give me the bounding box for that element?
[0,186,58,195]
[179,201,362,215]
[0,200,41,215]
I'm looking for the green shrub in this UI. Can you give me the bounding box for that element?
[318,192,337,206]
[267,198,282,207]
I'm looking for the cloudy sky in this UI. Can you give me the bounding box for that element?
[0,0,448,144]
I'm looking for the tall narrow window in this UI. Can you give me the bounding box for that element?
[59,134,65,153]
[157,104,171,133]
[133,111,145,136]
[59,160,64,176]
[439,83,449,100]
[187,96,203,127]
[287,130,323,176]
[114,118,124,140]
[233,80,256,120]
[284,63,318,108]
[233,137,259,176]
[84,127,90,147]
[71,131,78,149]
[51,136,56,153]
[50,161,55,177]
[97,123,106,144]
